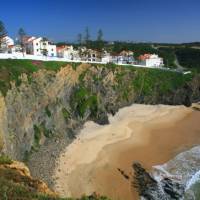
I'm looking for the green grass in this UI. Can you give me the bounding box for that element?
[0,155,13,165]
[132,68,193,96]
[0,59,70,96]
[175,48,200,71]
[62,108,71,121]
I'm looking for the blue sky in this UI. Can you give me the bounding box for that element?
[1,0,200,43]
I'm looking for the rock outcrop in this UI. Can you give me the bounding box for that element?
[133,163,185,200]
[0,158,57,199]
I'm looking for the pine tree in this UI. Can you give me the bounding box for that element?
[77,33,82,45]
[96,29,104,52]
[84,27,90,45]
[97,29,103,41]
[18,28,26,53]
[0,20,7,50]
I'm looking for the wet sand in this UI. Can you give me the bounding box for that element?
[53,104,200,200]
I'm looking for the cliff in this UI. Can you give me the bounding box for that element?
[0,61,200,162]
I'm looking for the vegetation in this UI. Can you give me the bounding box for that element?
[0,59,69,95]
[0,158,110,200]
[132,68,193,96]
[0,20,7,50]
[175,48,200,70]
[25,122,52,160]
[0,155,12,164]
[40,122,53,138]
[45,106,51,117]
[33,125,42,149]
[34,122,53,141]
[158,47,176,68]
[71,86,99,118]
[18,27,26,53]
[62,108,70,121]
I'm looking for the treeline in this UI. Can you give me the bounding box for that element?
[75,27,105,51]
[175,48,200,70]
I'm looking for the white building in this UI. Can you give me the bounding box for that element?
[57,45,79,60]
[0,36,15,53]
[78,47,101,62]
[101,51,112,63]
[138,54,164,67]
[24,36,57,57]
[112,50,135,64]
[102,55,113,63]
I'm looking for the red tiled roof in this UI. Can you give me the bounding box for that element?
[138,54,151,61]
[8,45,14,48]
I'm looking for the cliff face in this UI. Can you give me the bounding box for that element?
[0,63,200,160]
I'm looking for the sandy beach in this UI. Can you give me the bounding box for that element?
[53,104,200,200]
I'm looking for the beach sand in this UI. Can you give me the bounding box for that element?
[53,104,200,200]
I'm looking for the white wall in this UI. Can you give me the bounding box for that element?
[28,37,57,57]
[3,36,14,46]
[145,58,164,67]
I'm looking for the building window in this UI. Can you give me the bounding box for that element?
[36,43,38,46]
[43,42,46,45]
[37,49,39,52]
[51,49,54,51]
[51,53,54,56]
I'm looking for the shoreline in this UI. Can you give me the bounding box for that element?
[53,104,198,199]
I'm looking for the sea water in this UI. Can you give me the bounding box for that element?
[152,146,200,199]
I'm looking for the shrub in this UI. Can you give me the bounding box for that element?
[0,155,13,165]
[62,108,70,121]
[33,125,41,148]
[45,106,51,117]
[71,87,99,118]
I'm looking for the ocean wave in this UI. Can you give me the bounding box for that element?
[185,170,200,191]
[151,146,200,199]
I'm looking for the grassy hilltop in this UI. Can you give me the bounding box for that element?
[0,59,194,97]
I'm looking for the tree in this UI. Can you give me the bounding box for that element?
[96,29,104,53]
[0,20,7,50]
[18,28,26,54]
[97,29,103,41]
[77,33,82,45]
[84,27,90,44]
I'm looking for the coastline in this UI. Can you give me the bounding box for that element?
[53,104,200,199]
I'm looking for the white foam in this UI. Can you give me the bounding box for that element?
[185,170,200,191]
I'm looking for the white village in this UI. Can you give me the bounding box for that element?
[0,35,164,68]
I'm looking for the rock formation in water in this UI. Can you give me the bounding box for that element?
[133,162,185,200]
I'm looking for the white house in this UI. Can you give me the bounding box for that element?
[102,54,112,63]
[24,36,57,57]
[138,54,164,67]
[0,36,15,53]
[57,45,79,60]
[78,47,101,62]
[111,50,135,64]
